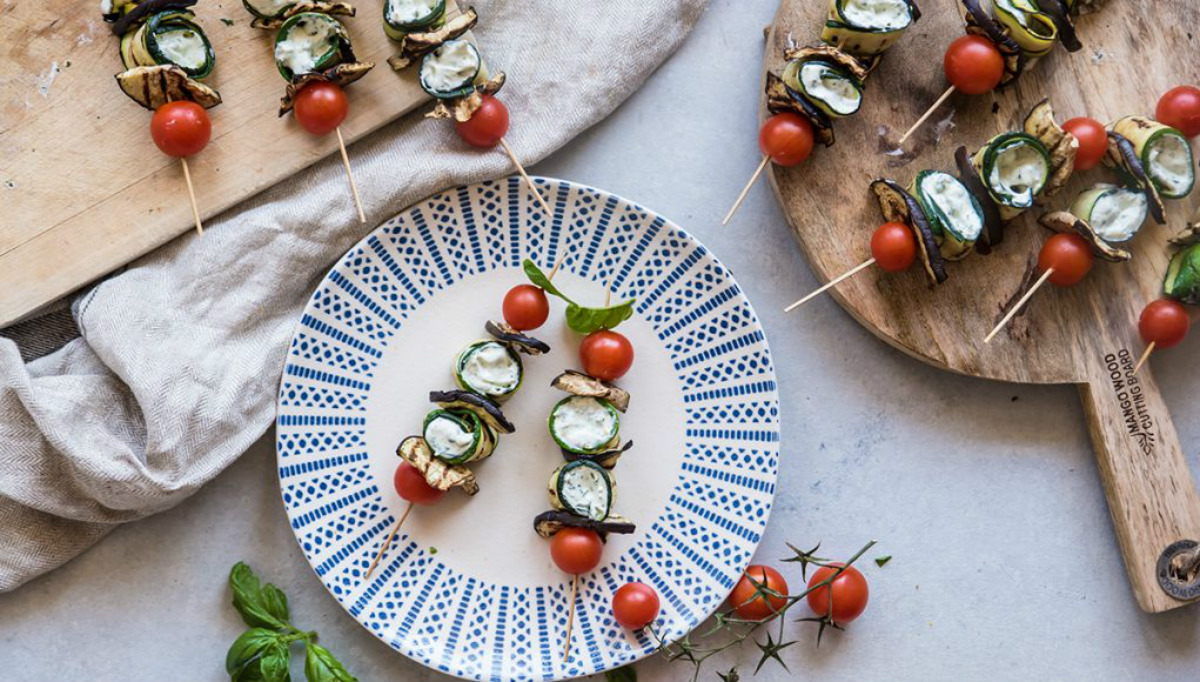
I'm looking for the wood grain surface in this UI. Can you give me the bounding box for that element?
[765,0,1200,612]
[0,0,464,326]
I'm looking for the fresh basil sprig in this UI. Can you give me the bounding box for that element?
[226,562,357,682]
[523,258,636,333]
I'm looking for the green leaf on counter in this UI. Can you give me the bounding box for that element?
[304,643,358,682]
[226,628,281,676]
[874,555,892,567]
[229,562,288,630]
[259,642,292,682]
[523,258,637,333]
[261,583,291,622]
[605,664,637,682]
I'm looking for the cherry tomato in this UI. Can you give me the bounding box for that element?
[1156,86,1200,138]
[806,563,869,625]
[1139,299,1190,349]
[150,101,211,158]
[293,81,348,136]
[502,284,549,330]
[1038,233,1093,287]
[870,221,917,272]
[393,461,445,506]
[579,330,634,381]
[612,582,660,629]
[758,113,814,167]
[550,528,603,575]
[727,565,788,621]
[455,94,510,148]
[943,35,1005,95]
[1062,117,1108,171]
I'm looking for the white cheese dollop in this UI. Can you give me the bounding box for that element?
[1147,133,1195,197]
[559,465,610,521]
[1089,187,1147,243]
[553,397,617,452]
[799,62,860,115]
[921,172,982,240]
[387,0,441,24]
[274,16,340,76]
[420,39,479,94]
[989,141,1047,207]
[841,0,911,31]
[460,342,520,396]
[155,29,208,71]
[425,416,474,460]
[248,0,296,16]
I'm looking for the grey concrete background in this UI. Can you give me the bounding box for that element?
[3,1,1200,680]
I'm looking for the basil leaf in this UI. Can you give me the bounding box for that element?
[259,642,292,682]
[304,643,358,682]
[606,665,638,682]
[226,628,281,676]
[261,583,290,623]
[564,299,635,334]
[230,562,288,630]
[522,259,570,302]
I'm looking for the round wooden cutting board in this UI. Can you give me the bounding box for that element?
[766,0,1200,612]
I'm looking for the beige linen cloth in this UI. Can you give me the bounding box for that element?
[0,0,707,591]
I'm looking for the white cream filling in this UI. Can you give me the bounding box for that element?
[248,0,295,16]
[460,342,519,396]
[989,142,1047,206]
[841,0,911,30]
[155,29,207,70]
[387,0,440,24]
[799,62,860,115]
[920,172,982,241]
[553,397,616,452]
[1147,133,1195,197]
[420,39,479,93]
[560,465,610,521]
[1089,188,1147,243]
[424,416,474,460]
[274,16,339,76]
[101,0,114,14]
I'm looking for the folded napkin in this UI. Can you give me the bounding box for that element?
[0,0,706,591]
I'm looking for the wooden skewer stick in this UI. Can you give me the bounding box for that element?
[898,85,957,145]
[562,574,579,662]
[784,258,876,313]
[335,126,366,224]
[499,137,554,218]
[365,501,415,579]
[1132,342,1156,375]
[547,250,568,281]
[180,157,204,235]
[722,155,770,226]
[984,268,1054,344]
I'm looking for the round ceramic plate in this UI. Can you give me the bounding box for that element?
[275,177,781,681]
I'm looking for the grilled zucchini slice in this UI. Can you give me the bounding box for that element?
[422,409,493,465]
[453,340,523,401]
[910,170,985,261]
[1111,116,1195,200]
[383,0,445,39]
[548,396,620,455]
[1069,185,1147,244]
[993,0,1058,58]
[418,39,484,99]
[243,0,295,19]
[972,132,1050,220]
[1164,243,1200,305]
[820,0,918,58]
[781,59,863,118]
[548,460,616,522]
[273,12,352,80]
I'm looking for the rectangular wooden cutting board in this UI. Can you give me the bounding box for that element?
[0,0,465,327]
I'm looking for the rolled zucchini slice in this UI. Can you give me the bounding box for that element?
[422,409,494,465]
[383,0,446,39]
[973,132,1051,220]
[910,170,985,261]
[1111,116,1195,200]
[1164,243,1200,305]
[821,0,917,58]
[548,460,616,522]
[243,0,295,20]
[419,39,484,99]
[781,59,863,118]
[454,340,523,401]
[273,12,352,81]
[123,10,215,80]
[1069,185,1147,244]
[548,396,620,455]
[993,0,1057,57]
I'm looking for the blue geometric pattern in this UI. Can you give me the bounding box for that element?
[276,177,781,681]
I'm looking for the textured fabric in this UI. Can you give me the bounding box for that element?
[0,0,706,591]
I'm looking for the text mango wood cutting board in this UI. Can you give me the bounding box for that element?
[0,0,467,327]
[766,0,1200,612]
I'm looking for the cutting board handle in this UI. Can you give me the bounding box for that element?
[1079,350,1200,612]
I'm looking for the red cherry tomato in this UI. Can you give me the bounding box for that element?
[1156,86,1200,138]
[1139,299,1190,349]
[550,528,603,575]
[727,565,789,621]
[612,582,660,629]
[293,81,348,136]
[455,94,510,148]
[870,221,917,273]
[502,284,549,331]
[394,461,445,506]
[150,101,211,158]
[1038,233,1094,287]
[806,563,869,625]
[758,113,814,167]
[943,35,1005,95]
[1062,117,1107,171]
[579,330,634,381]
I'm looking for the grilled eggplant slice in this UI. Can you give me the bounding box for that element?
[961,0,1024,84]
[550,370,630,413]
[563,440,633,470]
[250,2,356,30]
[485,320,550,355]
[910,170,985,261]
[871,179,946,284]
[397,435,478,495]
[1035,0,1082,51]
[425,71,506,121]
[115,64,222,109]
[454,339,523,401]
[549,396,621,454]
[1169,211,1200,247]
[1104,131,1166,225]
[764,72,835,147]
[548,460,615,522]
[1039,211,1131,262]
[109,0,197,35]
[955,145,1004,253]
[429,389,514,434]
[387,6,477,70]
[278,61,373,114]
[1022,99,1078,199]
[533,510,635,539]
[1069,185,1147,244]
[1164,243,1200,305]
[1111,116,1195,200]
[820,0,919,58]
